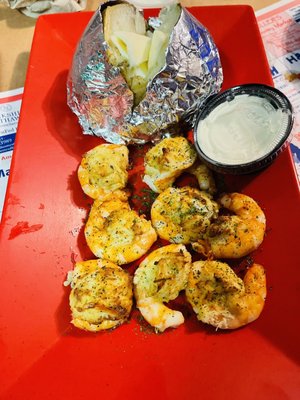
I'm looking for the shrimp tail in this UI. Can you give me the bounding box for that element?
[137,298,184,333]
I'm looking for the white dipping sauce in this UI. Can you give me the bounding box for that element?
[196,94,285,165]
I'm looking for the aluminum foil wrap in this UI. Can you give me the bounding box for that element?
[67,1,223,144]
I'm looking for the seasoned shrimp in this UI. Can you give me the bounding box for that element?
[78,144,129,199]
[64,258,133,332]
[84,190,157,265]
[151,186,219,244]
[133,244,192,332]
[193,192,266,259]
[187,160,216,195]
[143,137,197,193]
[186,261,267,329]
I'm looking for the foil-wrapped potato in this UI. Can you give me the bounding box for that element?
[67,0,223,144]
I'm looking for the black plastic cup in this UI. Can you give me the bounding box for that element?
[193,84,294,174]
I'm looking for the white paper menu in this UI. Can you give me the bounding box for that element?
[256,0,300,179]
[0,87,23,221]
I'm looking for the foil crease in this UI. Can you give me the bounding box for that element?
[67,1,223,144]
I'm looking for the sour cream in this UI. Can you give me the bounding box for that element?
[196,94,286,165]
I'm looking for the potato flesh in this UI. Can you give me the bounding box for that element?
[103,3,181,105]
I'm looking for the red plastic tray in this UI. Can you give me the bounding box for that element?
[1,6,300,400]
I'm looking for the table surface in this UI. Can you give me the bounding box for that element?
[0,0,278,93]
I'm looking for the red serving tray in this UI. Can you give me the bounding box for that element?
[1,6,300,400]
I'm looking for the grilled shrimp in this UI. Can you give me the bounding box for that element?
[133,244,192,332]
[84,190,157,265]
[65,258,133,332]
[151,186,219,244]
[186,261,267,329]
[143,137,197,193]
[78,144,128,199]
[193,192,266,259]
